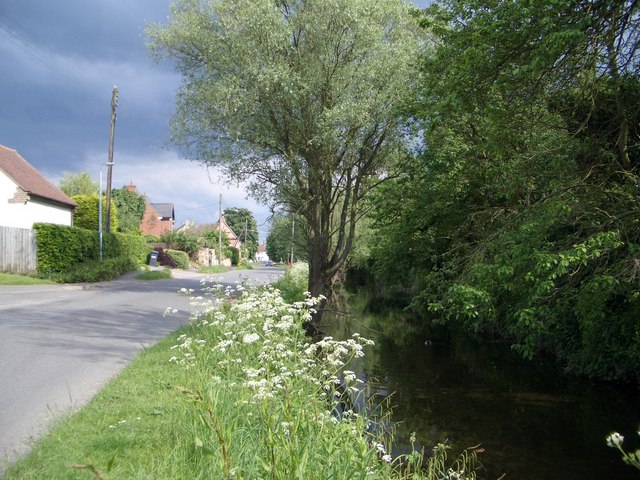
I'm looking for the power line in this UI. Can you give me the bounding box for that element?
[0,12,104,90]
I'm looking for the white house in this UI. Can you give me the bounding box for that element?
[255,243,270,262]
[0,145,76,229]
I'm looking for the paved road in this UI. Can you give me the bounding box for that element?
[0,266,283,470]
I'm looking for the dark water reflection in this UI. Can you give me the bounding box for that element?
[323,305,640,480]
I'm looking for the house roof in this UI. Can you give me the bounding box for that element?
[0,145,76,208]
[151,203,175,220]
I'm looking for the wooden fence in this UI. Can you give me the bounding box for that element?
[0,226,37,274]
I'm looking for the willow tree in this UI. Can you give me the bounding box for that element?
[148,0,422,307]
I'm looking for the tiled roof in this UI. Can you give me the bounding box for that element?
[0,145,76,208]
[151,202,175,219]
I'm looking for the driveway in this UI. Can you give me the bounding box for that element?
[0,266,283,470]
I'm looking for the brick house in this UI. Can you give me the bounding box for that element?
[125,184,174,236]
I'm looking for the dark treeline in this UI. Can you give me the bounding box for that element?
[355,0,640,383]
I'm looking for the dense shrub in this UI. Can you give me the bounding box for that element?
[160,230,201,258]
[34,223,98,273]
[166,249,190,269]
[155,247,177,268]
[273,262,308,303]
[46,256,138,283]
[71,194,118,231]
[34,223,150,281]
[229,247,239,266]
[108,233,149,265]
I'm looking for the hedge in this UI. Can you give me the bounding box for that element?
[71,194,119,232]
[33,223,149,279]
[166,249,190,269]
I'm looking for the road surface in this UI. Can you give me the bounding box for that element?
[0,266,283,470]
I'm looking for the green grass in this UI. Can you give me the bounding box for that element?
[3,286,478,480]
[136,269,172,280]
[234,261,255,270]
[198,265,229,274]
[3,326,199,479]
[0,273,56,285]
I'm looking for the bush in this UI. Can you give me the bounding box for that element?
[273,262,308,303]
[160,230,202,258]
[229,247,239,266]
[166,249,190,269]
[34,223,150,281]
[71,194,118,231]
[155,247,177,268]
[44,256,138,283]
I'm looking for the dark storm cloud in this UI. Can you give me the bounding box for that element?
[0,0,177,174]
[0,0,426,235]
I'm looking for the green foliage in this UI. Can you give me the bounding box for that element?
[59,171,98,197]
[160,230,203,258]
[229,247,239,266]
[112,187,146,234]
[3,287,476,479]
[148,0,424,298]
[224,207,259,259]
[34,223,98,273]
[33,223,149,282]
[198,265,228,274]
[266,212,307,264]
[44,256,139,283]
[364,0,640,383]
[273,262,309,303]
[136,269,172,281]
[0,273,55,285]
[71,194,118,231]
[166,249,190,269]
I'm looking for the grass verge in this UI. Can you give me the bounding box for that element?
[198,265,229,274]
[136,269,172,281]
[4,284,479,479]
[0,273,56,285]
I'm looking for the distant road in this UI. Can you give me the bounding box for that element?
[0,266,283,470]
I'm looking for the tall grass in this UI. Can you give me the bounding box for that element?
[4,280,478,479]
[272,261,309,302]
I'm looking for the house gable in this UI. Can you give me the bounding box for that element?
[0,145,76,229]
[0,145,76,209]
[125,184,175,236]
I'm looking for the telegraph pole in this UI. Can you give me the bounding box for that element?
[290,217,295,265]
[244,218,248,260]
[105,86,118,233]
[218,194,223,266]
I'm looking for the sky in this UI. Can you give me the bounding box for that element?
[0,0,429,242]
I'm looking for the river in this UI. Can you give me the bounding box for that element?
[323,302,640,479]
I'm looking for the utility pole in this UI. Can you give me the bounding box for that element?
[218,194,223,266]
[244,218,248,260]
[290,217,295,265]
[105,86,118,233]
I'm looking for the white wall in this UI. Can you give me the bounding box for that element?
[0,172,73,229]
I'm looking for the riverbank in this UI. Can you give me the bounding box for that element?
[323,298,640,480]
[2,285,477,479]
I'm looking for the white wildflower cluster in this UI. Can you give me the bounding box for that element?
[607,432,625,448]
[169,333,207,368]
[606,428,640,470]
[163,307,179,317]
[303,334,373,396]
[372,442,392,463]
[168,284,382,461]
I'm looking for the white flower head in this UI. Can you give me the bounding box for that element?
[243,333,260,344]
[606,432,624,448]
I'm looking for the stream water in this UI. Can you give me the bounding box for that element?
[323,304,640,480]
